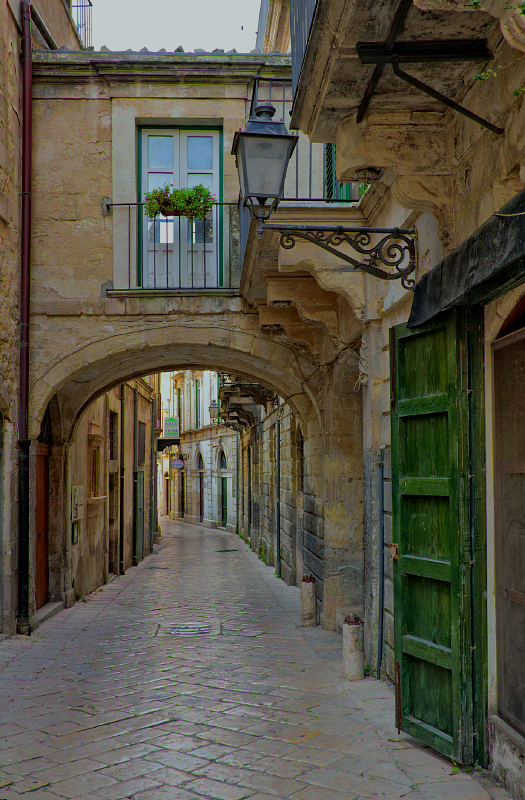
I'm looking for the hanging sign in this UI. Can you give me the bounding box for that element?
[171,458,184,470]
[163,417,180,437]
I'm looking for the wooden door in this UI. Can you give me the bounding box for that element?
[35,444,51,610]
[391,311,473,762]
[134,470,144,564]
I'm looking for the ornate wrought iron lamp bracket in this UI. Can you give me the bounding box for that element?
[261,223,418,290]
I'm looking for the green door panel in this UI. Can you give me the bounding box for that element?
[391,311,473,763]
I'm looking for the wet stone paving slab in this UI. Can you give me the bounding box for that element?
[0,521,513,800]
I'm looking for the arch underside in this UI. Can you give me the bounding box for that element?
[30,318,319,442]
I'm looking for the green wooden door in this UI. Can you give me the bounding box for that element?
[391,311,473,763]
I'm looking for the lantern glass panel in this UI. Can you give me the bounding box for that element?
[241,135,292,199]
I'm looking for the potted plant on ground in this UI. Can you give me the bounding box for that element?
[143,183,215,220]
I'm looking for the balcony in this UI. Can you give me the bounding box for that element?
[71,0,92,49]
[289,0,317,97]
[111,202,241,293]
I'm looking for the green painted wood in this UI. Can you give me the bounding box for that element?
[398,394,449,416]
[400,477,450,496]
[402,634,452,669]
[391,311,473,763]
[400,555,451,582]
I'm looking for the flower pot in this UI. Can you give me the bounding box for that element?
[157,201,182,217]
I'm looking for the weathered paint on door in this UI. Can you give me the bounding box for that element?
[391,311,473,763]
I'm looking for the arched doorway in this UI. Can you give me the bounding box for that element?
[219,449,227,528]
[197,452,204,523]
[35,407,53,610]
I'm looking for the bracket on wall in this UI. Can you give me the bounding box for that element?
[355,0,504,135]
[261,223,417,289]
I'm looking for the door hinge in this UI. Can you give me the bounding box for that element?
[390,543,399,560]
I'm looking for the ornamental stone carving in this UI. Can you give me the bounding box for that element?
[414,0,525,53]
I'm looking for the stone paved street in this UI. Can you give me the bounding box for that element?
[0,520,513,800]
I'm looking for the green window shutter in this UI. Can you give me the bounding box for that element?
[390,310,474,763]
[177,387,183,433]
[324,143,352,201]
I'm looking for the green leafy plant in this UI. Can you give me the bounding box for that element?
[359,183,369,197]
[450,760,459,775]
[364,662,371,677]
[258,542,267,564]
[143,183,215,220]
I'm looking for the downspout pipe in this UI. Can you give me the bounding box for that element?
[376,446,386,680]
[275,415,281,578]
[17,1,33,635]
[119,385,125,574]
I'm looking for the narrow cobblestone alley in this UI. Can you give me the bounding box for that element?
[0,521,513,800]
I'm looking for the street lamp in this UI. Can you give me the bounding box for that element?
[232,101,417,287]
[232,103,298,226]
[208,400,219,423]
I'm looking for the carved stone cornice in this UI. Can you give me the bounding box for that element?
[414,0,525,53]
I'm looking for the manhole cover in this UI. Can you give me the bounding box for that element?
[170,622,211,636]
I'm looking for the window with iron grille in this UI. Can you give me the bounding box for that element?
[324,143,353,201]
[109,412,118,461]
[138,422,146,466]
[90,446,100,497]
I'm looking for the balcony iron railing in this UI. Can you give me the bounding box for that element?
[111,202,241,292]
[248,77,359,203]
[289,0,318,98]
[71,0,92,49]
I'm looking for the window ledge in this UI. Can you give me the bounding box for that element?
[87,495,108,504]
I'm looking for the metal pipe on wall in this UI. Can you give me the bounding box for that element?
[377,446,386,680]
[17,0,33,634]
[119,385,125,575]
[276,416,281,578]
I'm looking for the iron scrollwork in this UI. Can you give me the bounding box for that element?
[268,225,417,290]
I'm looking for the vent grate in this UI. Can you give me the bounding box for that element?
[170,622,212,636]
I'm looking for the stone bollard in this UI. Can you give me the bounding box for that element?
[343,614,364,680]
[301,574,317,627]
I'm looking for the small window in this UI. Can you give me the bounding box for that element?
[195,380,201,429]
[220,450,227,470]
[90,447,100,497]
[138,422,146,466]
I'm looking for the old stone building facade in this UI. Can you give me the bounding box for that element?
[3,0,525,795]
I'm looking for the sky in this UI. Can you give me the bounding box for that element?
[92,0,261,53]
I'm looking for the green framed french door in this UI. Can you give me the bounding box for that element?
[391,309,485,764]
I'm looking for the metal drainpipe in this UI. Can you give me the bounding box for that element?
[275,416,281,578]
[17,1,33,635]
[150,395,156,552]
[377,445,386,680]
[236,431,240,535]
[119,385,125,574]
[133,385,138,564]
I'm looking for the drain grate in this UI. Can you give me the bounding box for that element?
[170,622,212,636]
[216,549,239,553]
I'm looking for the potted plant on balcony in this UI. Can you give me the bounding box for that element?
[143,183,215,220]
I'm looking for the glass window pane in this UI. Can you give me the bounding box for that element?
[148,137,173,170]
[148,173,173,192]
[187,173,213,191]
[188,214,213,245]
[148,217,174,244]
[188,137,213,170]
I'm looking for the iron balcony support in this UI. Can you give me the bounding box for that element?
[261,223,417,290]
